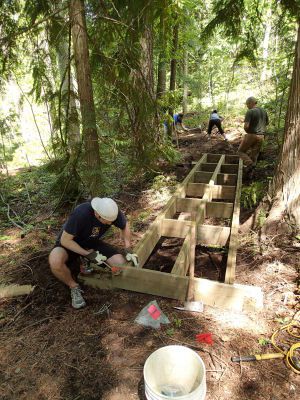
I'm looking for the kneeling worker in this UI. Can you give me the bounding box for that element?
[49,197,137,309]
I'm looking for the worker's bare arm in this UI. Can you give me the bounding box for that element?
[60,231,92,256]
[120,222,131,249]
[244,121,250,132]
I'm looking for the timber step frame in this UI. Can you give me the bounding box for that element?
[80,153,263,312]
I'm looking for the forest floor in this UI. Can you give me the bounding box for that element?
[1,125,300,400]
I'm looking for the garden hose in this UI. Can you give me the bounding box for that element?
[271,310,300,374]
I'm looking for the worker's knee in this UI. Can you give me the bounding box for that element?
[107,253,126,266]
[49,247,68,272]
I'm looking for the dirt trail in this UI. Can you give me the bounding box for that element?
[0,128,299,400]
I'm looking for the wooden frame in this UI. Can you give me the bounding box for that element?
[80,154,263,311]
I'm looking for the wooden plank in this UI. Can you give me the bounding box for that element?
[0,284,35,299]
[177,154,207,189]
[192,277,263,311]
[161,219,190,238]
[211,185,236,200]
[209,155,225,186]
[206,202,233,218]
[134,223,161,268]
[186,183,206,197]
[81,266,188,301]
[225,158,243,284]
[199,163,217,172]
[79,267,263,311]
[217,173,237,186]
[197,225,230,246]
[194,171,212,183]
[221,164,238,174]
[177,198,233,219]
[177,197,204,213]
[132,155,208,266]
[206,154,222,163]
[186,183,235,200]
[186,223,196,301]
[164,197,177,219]
[171,229,191,276]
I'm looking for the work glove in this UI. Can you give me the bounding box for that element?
[124,248,139,267]
[85,251,107,265]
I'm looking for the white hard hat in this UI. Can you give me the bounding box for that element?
[91,197,118,221]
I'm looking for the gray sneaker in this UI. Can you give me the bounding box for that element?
[70,286,86,309]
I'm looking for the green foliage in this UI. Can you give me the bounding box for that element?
[166,328,175,336]
[257,209,267,228]
[173,317,182,328]
[0,165,59,230]
[241,181,265,209]
[258,338,271,346]
[0,109,22,171]
[151,174,178,193]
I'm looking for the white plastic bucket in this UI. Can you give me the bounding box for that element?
[143,345,206,399]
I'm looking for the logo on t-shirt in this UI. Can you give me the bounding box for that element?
[91,227,101,237]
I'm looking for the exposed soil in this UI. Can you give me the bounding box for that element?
[1,127,300,400]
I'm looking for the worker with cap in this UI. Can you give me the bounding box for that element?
[238,96,269,174]
[48,197,137,309]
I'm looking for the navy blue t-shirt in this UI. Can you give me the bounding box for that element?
[56,202,126,246]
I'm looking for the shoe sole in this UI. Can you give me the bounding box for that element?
[72,302,86,309]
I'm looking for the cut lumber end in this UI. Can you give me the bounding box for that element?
[0,284,35,299]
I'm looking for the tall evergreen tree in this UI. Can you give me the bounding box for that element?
[70,0,101,195]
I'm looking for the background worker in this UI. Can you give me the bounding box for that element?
[173,112,189,132]
[238,96,269,172]
[207,109,227,141]
[48,197,137,309]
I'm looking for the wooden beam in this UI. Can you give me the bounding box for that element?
[0,284,35,298]
[199,163,217,172]
[186,223,196,301]
[209,155,225,186]
[211,185,235,200]
[186,183,235,200]
[207,154,222,163]
[132,154,208,266]
[177,198,233,219]
[225,158,243,284]
[206,154,239,164]
[194,171,212,183]
[161,219,190,238]
[134,223,161,268]
[79,267,263,311]
[171,228,191,276]
[177,197,204,213]
[197,225,230,246]
[217,173,237,186]
[192,277,263,311]
[206,202,233,218]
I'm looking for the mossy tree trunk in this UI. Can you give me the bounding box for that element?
[263,24,300,235]
[70,0,101,195]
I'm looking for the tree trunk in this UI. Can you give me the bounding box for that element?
[156,3,167,98]
[260,5,272,82]
[182,48,188,114]
[140,24,154,99]
[169,20,179,91]
[263,24,300,234]
[56,38,81,160]
[69,0,101,195]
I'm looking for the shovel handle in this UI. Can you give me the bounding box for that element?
[232,353,284,362]
[231,355,256,362]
